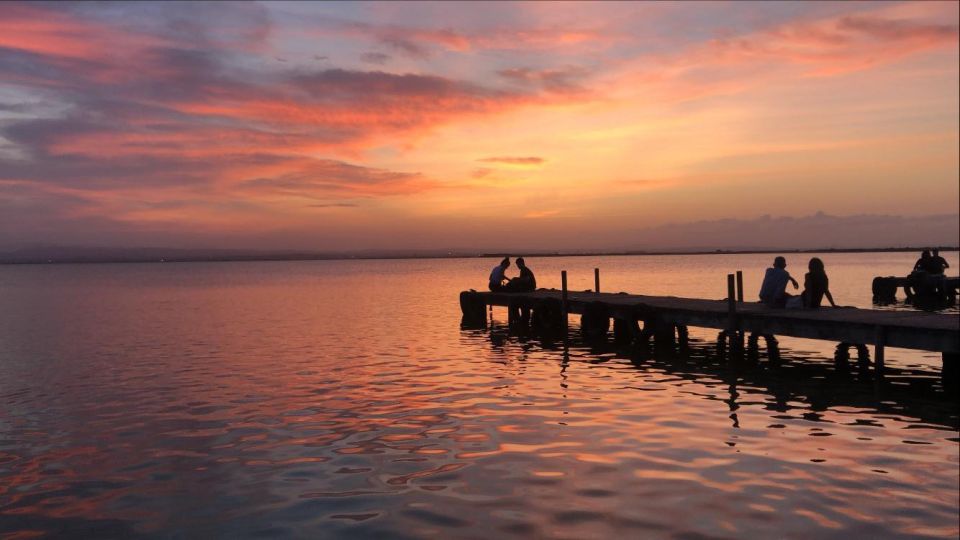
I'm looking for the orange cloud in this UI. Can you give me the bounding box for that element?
[478,157,545,165]
[523,209,562,219]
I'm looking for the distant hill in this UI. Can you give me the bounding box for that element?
[1,244,956,265]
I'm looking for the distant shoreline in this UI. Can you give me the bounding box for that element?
[1,246,957,266]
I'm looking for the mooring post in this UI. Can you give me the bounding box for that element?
[561,270,569,328]
[727,274,736,330]
[594,268,600,294]
[736,271,744,303]
[874,326,886,375]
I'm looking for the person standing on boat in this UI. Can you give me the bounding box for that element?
[489,257,511,292]
[758,256,799,307]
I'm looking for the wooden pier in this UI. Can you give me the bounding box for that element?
[460,271,960,377]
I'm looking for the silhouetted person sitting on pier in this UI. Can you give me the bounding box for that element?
[930,249,950,275]
[758,256,798,307]
[801,257,837,308]
[505,257,536,292]
[489,257,511,292]
[913,250,933,273]
[906,249,957,307]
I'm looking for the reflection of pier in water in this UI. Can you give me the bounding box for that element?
[465,322,959,434]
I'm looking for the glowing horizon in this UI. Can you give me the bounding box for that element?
[1,1,958,251]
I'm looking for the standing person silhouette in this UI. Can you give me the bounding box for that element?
[801,257,837,308]
[758,256,799,307]
[488,257,511,292]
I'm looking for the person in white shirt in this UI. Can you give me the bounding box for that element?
[488,257,510,291]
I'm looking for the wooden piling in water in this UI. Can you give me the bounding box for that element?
[561,270,569,328]
[594,268,600,294]
[726,274,737,331]
[736,271,744,303]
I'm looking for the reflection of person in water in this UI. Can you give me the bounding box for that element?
[759,256,799,307]
[488,257,510,292]
[801,257,837,308]
[505,257,536,292]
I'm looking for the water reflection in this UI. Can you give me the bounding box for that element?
[1,257,957,539]
[481,321,959,434]
[466,321,959,536]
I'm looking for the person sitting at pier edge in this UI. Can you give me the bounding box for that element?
[758,256,799,307]
[930,249,950,275]
[489,257,511,292]
[505,257,537,292]
[801,257,837,308]
[913,250,932,273]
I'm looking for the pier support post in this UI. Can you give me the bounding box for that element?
[874,327,886,376]
[748,333,760,361]
[581,301,610,341]
[943,352,958,390]
[834,342,851,371]
[595,268,600,294]
[653,318,676,357]
[855,344,870,371]
[764,335,780,364]
[628,304,656,357]
[613,317,639,346]
[459,291,487,328]
[532,297,563,336]
[717,329,747,362]
[676,325,689,350]
[835,343,870,373]
[507,298,529,330]
[717,330,729,360]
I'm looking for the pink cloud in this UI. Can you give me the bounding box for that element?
[611,4,958,105]
[700,9,958,77]
[303,17,617,57]
[478,156,545,165]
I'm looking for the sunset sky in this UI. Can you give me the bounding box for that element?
[1,1,958,252]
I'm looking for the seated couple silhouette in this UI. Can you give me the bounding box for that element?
[759,256,837,309]
[489,257,537,293]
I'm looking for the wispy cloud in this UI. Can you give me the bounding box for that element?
[300,15,616,58]
[360,52,391,65]
[478,156,545,165]
[523,209,562,219]
[307,202,360,208]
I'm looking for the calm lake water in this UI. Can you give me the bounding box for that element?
[0,252,957,539]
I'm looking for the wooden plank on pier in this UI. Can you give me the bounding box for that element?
[469,289,960,353]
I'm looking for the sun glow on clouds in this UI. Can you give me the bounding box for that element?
[0,1,957,250]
